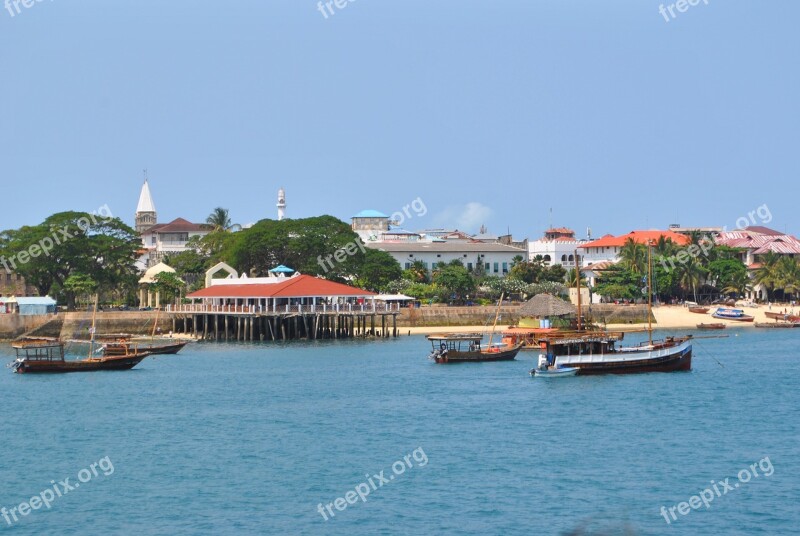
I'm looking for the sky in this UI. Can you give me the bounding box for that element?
[1,1,797,240]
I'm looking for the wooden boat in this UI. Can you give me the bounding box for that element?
[697,323,726,330]
[712,308,754,322]
[754,322,798,328]
[428,334,522,363]
[689,306,710,314]
[532,245,692,375]
[103,338,188,356]
[10,339,151,374]
[764,311,800,322]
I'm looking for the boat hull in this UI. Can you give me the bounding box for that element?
[14,353,150,374]
[434,344,522,363]
[532,367,578,377]
[711,314,753,322]
[554,341,692,375]
[697,323,726,330]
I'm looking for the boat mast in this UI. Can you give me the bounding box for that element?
[88,294,99,358]
[647,242,653,346]
[574,249,582,331]
[488,292,504,348]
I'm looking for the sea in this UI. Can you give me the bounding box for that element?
[0,328,797,535]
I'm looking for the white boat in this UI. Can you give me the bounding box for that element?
[531,353,578,377]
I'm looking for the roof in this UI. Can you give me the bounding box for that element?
[147,217,207,234]
[353,210,388,219]
[15,296,56,305]
[583,260,617,272]
[374,293,414,301]
[519,294,576,317]
[367,242,526,253]
[716,228,800,255]
[269,265,295,273]
[187,274,376,299]
[580,230,691,249]
[139,262,177,284]
[136,180,156,213]
[384,228,419,236]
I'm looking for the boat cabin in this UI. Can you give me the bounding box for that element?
[427,334,484,353]
[11,339,65,363]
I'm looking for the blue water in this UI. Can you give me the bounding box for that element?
[1,329,798,535]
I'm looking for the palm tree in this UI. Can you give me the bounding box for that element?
[205,207,241,232]
[775,257,800,301]
[619,238,647,275]
[754,251,781,301]
[404,259,429,283]
[722,271,753,299]
[677,258,705,302]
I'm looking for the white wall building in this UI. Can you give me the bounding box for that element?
[366,242,526,277]
[528,228,588,268]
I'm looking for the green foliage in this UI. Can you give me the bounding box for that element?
[593,265,644,301]
[350,248,402,292]
[432,263,475,301]
[0,211,140,309]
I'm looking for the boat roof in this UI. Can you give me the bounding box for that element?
[427,333,484,341]
[536,331,625,345]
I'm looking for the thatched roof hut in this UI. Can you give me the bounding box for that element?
[519,293,576,317]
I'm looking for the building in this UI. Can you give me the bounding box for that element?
[579,230,691,266]
[0,271,37,297]
[185,267,377,311]
[135,179,211,267]
[714,226,800,300]
[277,188,286,221]
[366,241,526,276]
[528,227,588,268]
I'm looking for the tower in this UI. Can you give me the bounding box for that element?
[277,187,286,221]
[135,173,157,233]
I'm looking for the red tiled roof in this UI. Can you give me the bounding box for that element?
[717,229,800,255]
[148,218,208,234]
[187,274,376,299]
[580,230,691,249]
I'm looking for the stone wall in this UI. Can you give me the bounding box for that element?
[0,314,58,339]
[396,306,521,327]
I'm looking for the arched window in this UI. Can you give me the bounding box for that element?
[543,255,551,263]
[568,255,574,262]
[561,254,567,262]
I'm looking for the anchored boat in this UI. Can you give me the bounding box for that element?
[427,334,522,363]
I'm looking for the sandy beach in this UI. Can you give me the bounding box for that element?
[403,304,798,335]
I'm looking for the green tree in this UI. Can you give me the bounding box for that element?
[593,265,643,301]
[62,273,98,309]
[432,263,475,302]
[153,271,186,304]
[619,238,647,275]
[205,207,241,232]
[351,249,402,292]
[402,259,430,283]
[1,211,140,309]
[753,251,781,301]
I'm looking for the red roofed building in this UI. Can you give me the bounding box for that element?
[579,230,691,265]
[180,271,379,314]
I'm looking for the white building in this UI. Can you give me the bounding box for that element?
[366,242,526,277]
[135,179,211,268]
[528,227,588,269]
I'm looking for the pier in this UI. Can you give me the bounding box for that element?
[166,303,400,341]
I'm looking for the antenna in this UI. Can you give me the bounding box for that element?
[143,169,149,182]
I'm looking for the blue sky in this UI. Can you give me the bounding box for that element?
[1,1,797,239]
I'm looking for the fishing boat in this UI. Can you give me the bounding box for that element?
[102,338,188,356]
[531,246,692,375]
[427,334,522,363]
[754,322,798,329]
[9,338,151,374]
[689,306,709,314]
[764,311,800,322]
[10,296,151,374]
[712,308,754,322]
[697,323,726,330]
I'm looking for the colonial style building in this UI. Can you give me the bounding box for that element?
[366,241,526,276]
[135,179,210,268]
[528,227,588,269]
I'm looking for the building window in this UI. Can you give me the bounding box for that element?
[436,254,441,258]
[568,255,574,262]
[432,262,437,270]
[467,263,473,271]
[485,262,490,271]
[543,255,551,263]
[561,254,567,262]
[493,262,499,273]
[502,262,508,274]
[5,273,11,282]
[405,263,411,269]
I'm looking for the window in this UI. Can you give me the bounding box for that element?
[5,273,11,282]
[502,262,508,274]
[432,262,437,270]
[543,255,551,263]
[405,263,411,269]
[436,254,441,258]
[467,263,473,271]
[561,254,567,262]
[568,255,574,262]
[485,262,490,270]
[493,262,499,273]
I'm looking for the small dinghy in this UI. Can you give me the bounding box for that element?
[530,353,578,378]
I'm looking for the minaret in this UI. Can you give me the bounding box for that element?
[277,187,286,221]
[135,173,157,233]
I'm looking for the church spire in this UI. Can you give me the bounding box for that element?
[135,170,157,233]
